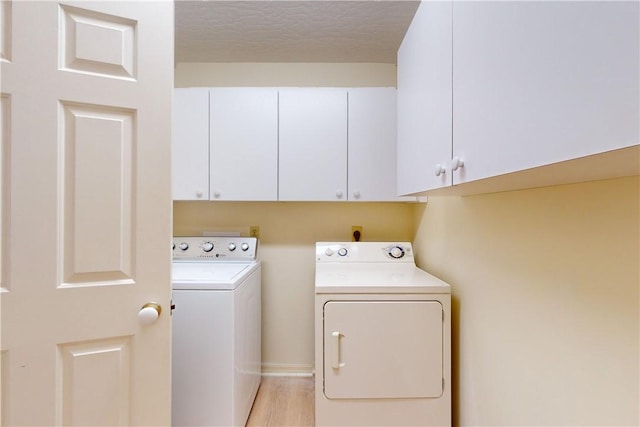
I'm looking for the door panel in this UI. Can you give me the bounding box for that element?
[61,102,135,285]
[173,88,209,200]
[323,301,443,399]
[210,88,278,201]
[279,88,347,201]
[59,337,132,426]
[348,88,404,201]
[452,1,639,184]
[0,0,11,63]
[397,1,453,194]
[60,4,136,79]
[0,93,9,294]
[0,2,173,425]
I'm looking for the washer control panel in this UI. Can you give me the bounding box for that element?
[173,237,258,260]
[316,242,413,263]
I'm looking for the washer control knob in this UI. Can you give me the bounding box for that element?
[228,243,236,251]
[241,243,250,252]
[389,246,405,259]
[179,242,189,251]
[337,247,348,257]
[325,248,334,256]
[202,242,214,252]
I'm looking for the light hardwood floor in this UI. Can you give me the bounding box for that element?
[247,376,315,427]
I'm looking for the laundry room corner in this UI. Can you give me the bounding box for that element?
[173,201,414,376]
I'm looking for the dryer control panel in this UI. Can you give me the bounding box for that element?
[173,237,258,260]
[316,242,414,263]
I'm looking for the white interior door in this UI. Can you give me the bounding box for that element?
[1,1,173,425]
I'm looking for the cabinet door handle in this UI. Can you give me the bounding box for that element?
[331,331,344,369]
[451,157,465,171]
[435,164,446,176]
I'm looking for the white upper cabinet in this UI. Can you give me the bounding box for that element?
[174,87,409,202]
[397,1,452,195]
[173,88,209,200]
[452,1,639,185]
[209,88,278,201]
[279,88,348,201]
[397,1,639,194]
[349,88,410,201]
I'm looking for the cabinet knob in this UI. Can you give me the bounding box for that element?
[196,190,204,198]
[353,190,361,199]
[451,157,465,171]
[213,191,220,198]
[435,164,446,177]
[336,190,344,199]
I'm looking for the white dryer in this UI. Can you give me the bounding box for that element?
[314,242,451,427]
[172,237,261,427]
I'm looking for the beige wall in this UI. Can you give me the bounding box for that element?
[175,62,397,87]
[174,62,640,424]
[173,201,414,373]
[413,176,639,426]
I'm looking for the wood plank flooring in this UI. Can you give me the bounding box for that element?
[247,376,315,427]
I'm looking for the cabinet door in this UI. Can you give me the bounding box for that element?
[397,1,453,195]
[323,301,443,399]
[173,88,210,200]
[210,88,278,201]
[279,88,348,201]
[348,88,411,201]
[452,1,639,185]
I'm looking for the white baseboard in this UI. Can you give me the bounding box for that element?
[261,363,314,377]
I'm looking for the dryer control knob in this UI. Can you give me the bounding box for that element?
[228,243,236,251]
[179,242,189,251]
[241,243,250,251]
[337,248,348,257]
[325,248,334,256]
[202,242,214,252]
[389,246,405,259]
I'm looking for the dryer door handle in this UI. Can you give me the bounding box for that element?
[331,331,345,369]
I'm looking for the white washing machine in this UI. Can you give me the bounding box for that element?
[172,237,261,427]
[314,242,451,427]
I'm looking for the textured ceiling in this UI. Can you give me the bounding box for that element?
[175,1,420,64]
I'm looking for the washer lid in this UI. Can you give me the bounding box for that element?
[172,262,258,290]
[315,263,450,294]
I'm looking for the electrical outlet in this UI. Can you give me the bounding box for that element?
[249,226,260,239]
[351,225,363,242]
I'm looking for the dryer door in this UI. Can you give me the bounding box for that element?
[323,300,443,399]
